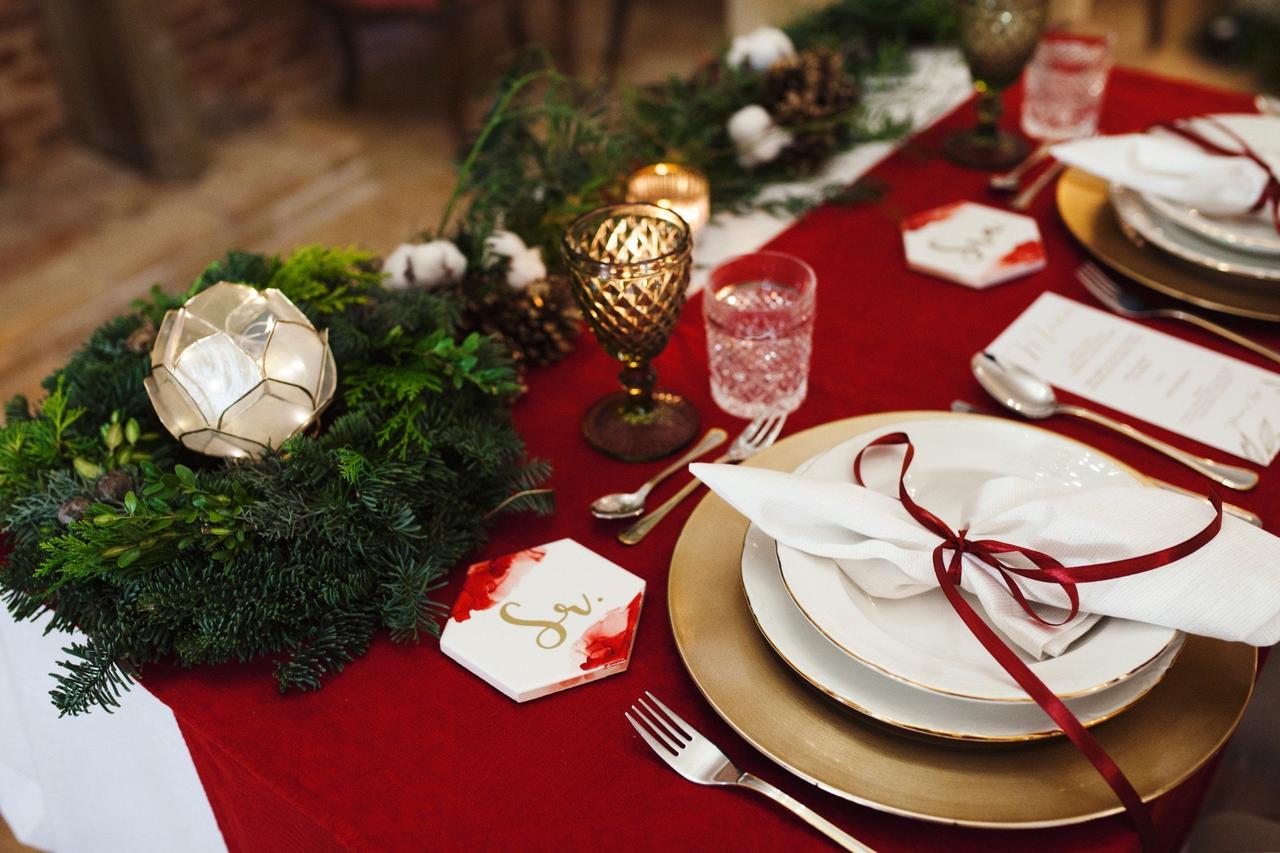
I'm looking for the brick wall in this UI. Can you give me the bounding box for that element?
[0,0,63,180]
[169,1,330,124]
[0,0,330,180]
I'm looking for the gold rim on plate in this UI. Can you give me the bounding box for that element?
[749,537,1186,743]
[1057,167,1280,323]
[777,540,1182,705]
[669,411,1257,828]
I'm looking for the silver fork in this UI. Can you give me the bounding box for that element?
[617,413,786,545]
[1009,159,1065,210]
[626,692,875,853]
[1078,262,1280,365]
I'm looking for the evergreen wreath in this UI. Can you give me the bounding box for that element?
[0,247,553,715]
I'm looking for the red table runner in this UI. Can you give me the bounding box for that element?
[142,68,1276,852]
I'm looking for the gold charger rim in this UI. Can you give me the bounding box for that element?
[1056,167,1280,323]
[669,410,1257,829]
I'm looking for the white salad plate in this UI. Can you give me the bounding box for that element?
[743,519,1185,742]
[1140,114,1280,258]
[1112,184,1280,282]
[774,418,1181,704]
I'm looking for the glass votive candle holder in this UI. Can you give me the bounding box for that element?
[625,163,711,235]
[703,252,816,419]
[1021,31,1114,141]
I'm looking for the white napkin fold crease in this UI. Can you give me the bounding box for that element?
[1051,132,1270,215]
[691,462,1280,656]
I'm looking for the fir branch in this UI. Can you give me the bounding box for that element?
[50,641,134,716]
[438,68,551,236]
[265,245,379,316]
[193,250,281,293]
[274,611,379,692]
[486,459,556,518]
[345,329,521,458]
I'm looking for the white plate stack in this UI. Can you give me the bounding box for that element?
[1110,114,1280,283]
[741,418,1186,742]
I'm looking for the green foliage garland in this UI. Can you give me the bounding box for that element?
[1,246,551,715]
[437,0,955,273]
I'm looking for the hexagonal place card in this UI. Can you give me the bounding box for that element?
[901,201,1046,289]
[441,539,645,702]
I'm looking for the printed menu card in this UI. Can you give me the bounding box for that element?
[987,293,1280,464]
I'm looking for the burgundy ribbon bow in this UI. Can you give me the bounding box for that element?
[1157,115,1280,234]
[852,433,1225,850]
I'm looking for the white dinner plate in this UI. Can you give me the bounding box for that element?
[1140,114,1280,257]
[743,520,1185,741]
[1112,184,1280,282]
[776,418,1181,703]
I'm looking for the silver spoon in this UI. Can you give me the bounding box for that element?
[971,352,1259,491]
[990,141,1053,192]
[590,428,727,519]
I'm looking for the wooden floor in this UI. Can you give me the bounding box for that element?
[0,0,1258,850]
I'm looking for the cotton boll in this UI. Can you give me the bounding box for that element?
[485,230,528,261]
[727,104,772,144]
[505,248,547,291]
[409,240,467,287]
[485,229,547,291]
[381,240,467,290]
[381,243,416,289]
[726,26,796,73]
[727,105,793,169]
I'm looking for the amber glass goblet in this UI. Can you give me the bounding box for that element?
[943,0,1049,169]
[562,203,698,461]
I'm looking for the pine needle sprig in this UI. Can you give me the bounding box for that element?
[265,245,380,316]
[49,640,135,717]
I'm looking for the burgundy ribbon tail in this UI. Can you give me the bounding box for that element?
[852,432,1225,851]
[1156,116,1280,234]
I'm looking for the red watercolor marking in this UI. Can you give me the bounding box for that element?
[998,240,1046,268]
[902,201,965,231]
[450,548,546,622]
[575,592,643,672]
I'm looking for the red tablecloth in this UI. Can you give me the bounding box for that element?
[141,68,1276,852]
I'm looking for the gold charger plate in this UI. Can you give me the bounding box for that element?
[1057,167,1280,322]
[669,411,1257,828]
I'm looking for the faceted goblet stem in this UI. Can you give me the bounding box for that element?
[619,360,657,420]
[975,84,1003,142]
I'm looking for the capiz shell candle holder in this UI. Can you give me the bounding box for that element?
[563,203,697,461]
[143,281,337,459]
[625,163,711,235]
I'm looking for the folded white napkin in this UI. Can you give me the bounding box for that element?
[692,462,1280,655]
[1051,132,1270,215]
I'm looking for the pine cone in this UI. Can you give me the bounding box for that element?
[465,276,582,369]
[95,470,135,503]
[127,318,157,354]
[57,496,91,525]
[763,48,860,173]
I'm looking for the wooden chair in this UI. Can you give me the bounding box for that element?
[313,0,633,145]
